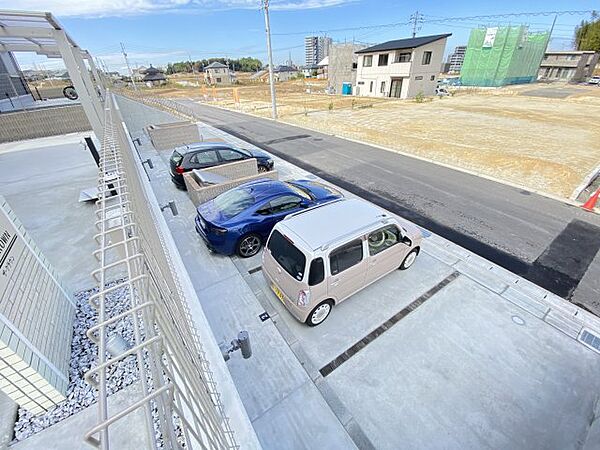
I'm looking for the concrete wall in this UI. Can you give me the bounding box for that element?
[0,197,75,415]
[328,43,367,95]
[355,38,447,99]
[0,104,91,143]
[146,121,201,150]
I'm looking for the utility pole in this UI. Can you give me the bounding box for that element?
[261,0,278,119]
[410,10,424,38]
[120,42,138,91]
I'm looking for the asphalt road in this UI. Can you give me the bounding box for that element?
[173,99,600,314]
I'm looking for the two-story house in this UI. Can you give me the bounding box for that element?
[354,33,451,99]
[538,51,599,83]
[204,62,234,86]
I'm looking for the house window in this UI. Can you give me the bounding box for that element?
[363,55,373,67]
[415,76,423,80]
[380,81,386,93]
[352,62,358,69]
[378,54,389,66]
[422,51,432,65]
[395,52,411,63]
[370,81,373,92]
[216,77,222,83]
[430,75,435,81]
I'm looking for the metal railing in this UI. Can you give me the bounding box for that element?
[85,91,237,449]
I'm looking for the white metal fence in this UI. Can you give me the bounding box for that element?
[85,91,238,449]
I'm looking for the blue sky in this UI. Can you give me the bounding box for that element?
[3,0,598,72]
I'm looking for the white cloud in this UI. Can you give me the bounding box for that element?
[0,0,354,17]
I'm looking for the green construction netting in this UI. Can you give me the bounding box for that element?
[460,26,549,87]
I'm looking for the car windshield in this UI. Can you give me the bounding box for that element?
[237,148,252,157]
[213,187,255,218]
[305,181,342,197]
[267,230,306,281]
[285,182,313,200]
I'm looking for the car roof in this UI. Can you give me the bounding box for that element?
[277,198,392,251]
[238,179,298,204]
[173,141,237,154]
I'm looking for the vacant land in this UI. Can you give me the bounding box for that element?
[150,78,600,198]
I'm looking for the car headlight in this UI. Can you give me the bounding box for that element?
[213,227,227,235]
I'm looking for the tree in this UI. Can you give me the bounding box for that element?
[575,12,600,52]
[164,56,263,74]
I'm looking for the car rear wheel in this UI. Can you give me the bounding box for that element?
[306,300,333,326]
[399,248,419,270]
[236,233,262,258]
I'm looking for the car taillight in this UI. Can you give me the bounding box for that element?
[175,166,185,174]
[297,290,310,307]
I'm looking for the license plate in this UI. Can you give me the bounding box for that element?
[271,283,285,303]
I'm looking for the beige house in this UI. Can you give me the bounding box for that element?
[538,51,599,83]
[204,62,234,86]
[355,33,451,99]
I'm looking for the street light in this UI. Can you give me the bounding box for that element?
[261,0,278,119]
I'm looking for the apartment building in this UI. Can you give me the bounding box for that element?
[538,51,599,83]
[354,33,451,99]
[447,45,467,73]
[305,36,332,66]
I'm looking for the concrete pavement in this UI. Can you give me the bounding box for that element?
[172,99,600,315]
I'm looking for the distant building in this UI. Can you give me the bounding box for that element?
[132,66,147,82]
[0,52,33,112]
[327,42,367,94]
[142,65,167,87]
[305,36,332,66]
[460,26,549,87]
[204,62,234,86]
[538,51,599,83]
[354,34,451,99]
[301,64,320,77]
[447,45,467,73]
[273,65,300,82]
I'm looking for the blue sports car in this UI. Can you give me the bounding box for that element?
[195,179,343,257]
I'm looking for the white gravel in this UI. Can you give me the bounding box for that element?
[13,280,138,442]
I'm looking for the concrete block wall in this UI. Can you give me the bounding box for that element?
[0,197,74,414]
[0,104,91,143]
[146,121,201,150]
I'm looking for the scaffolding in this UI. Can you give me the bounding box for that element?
[460,26,550,87]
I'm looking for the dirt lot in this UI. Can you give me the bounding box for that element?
[150,77,600,199]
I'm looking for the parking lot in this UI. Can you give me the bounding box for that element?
[116,95,600,449]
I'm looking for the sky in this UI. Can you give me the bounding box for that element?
[2,0,598,73]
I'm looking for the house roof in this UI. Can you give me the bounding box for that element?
[274,65,297,73]
[317,56,329,66]
[205,62,228,69]
[356,33,452,54]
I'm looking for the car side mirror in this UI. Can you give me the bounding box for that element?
[300,199,310,208]
[402,236,412,246]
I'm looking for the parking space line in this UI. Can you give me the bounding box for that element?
[319,271,460,378]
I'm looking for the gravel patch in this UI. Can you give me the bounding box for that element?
[13,280,138,442]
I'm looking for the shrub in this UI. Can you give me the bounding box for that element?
[415,91,425,103]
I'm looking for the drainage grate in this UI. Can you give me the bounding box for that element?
[579,329,600,354]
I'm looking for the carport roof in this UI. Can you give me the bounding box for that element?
[356,33,452,54]
[0,10,78,57]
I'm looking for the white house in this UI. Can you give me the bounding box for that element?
[204,62,234,86]
[355,33,451,99]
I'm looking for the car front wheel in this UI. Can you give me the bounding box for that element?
[399,248,419,270]
[306,300,333,326]
[236,233,262,258]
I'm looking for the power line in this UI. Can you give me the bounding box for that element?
[271,9,595,36]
